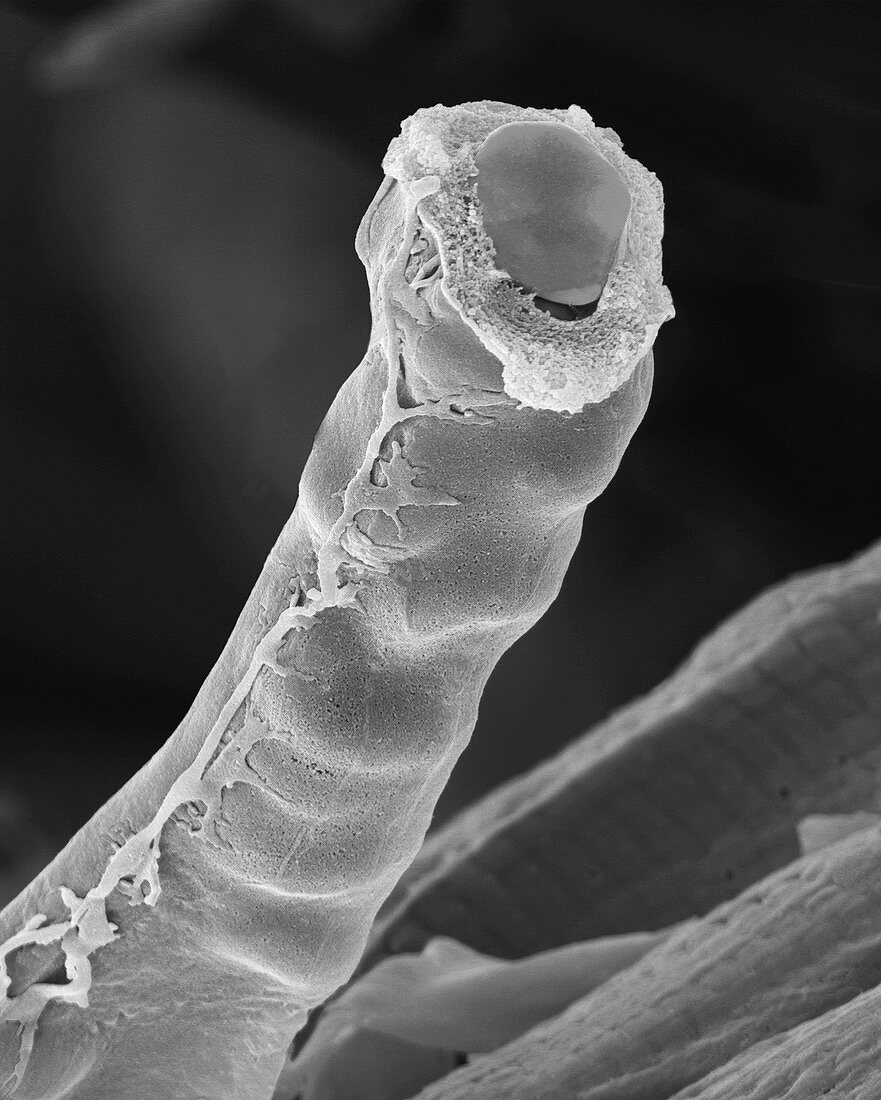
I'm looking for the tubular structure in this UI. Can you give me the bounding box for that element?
[0,100,672,1099]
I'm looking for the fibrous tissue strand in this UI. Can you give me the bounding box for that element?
[0,177,504,1097]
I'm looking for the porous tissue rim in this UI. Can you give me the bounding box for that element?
[383,100,675,413]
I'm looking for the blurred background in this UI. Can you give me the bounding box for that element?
[1,0,880,908]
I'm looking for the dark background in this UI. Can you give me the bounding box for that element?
[2,0,880,907]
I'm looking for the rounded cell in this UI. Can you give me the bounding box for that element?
[475,121,631,308]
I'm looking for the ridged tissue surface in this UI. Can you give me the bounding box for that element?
[0,101,670,1100]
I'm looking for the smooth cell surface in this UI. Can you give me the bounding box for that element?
[475,120,631,307]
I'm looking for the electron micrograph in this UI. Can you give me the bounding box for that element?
[2,3,881,1099]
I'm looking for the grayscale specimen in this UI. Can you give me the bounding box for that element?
[285,539,881,1098]
[365,538,881,965]
[408,811,881,1098]
[0,100,672,1099]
